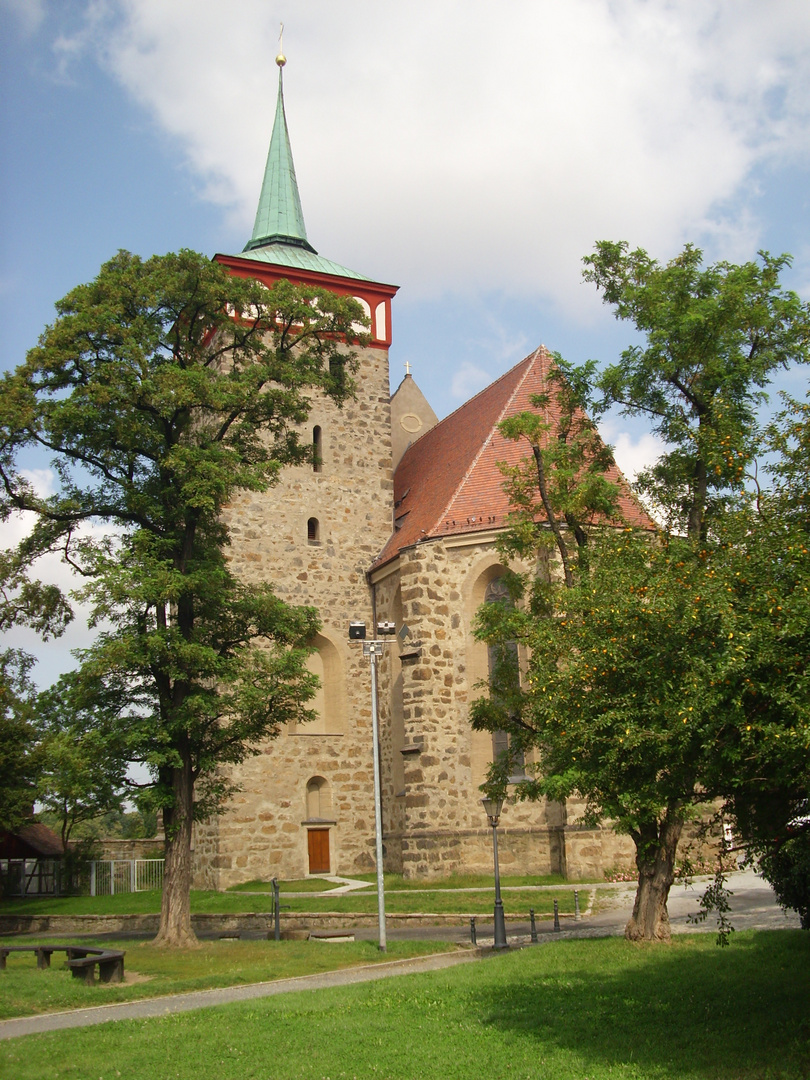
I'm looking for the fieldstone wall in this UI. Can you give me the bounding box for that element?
[371,534,567,879]
[193,343,394,889]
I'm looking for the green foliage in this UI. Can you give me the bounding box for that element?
[496,355,622,588]
[472,242,810,938]
[34,671,129,848]
[715,395,810,926]
[583,242,810,540]
[0,249,369,942]
[0,650,41,835]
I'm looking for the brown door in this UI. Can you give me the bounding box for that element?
[307,829,330,874]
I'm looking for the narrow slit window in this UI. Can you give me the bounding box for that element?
[307,517,320,544]
[313,426,323,473]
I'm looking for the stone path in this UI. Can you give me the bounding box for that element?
[0,948,484,1041]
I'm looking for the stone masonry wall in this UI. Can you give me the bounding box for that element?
[193,343,393,889]
[372,535,567,879]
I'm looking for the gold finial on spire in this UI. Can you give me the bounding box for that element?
[405,361,412,376]
[276,23,286,67]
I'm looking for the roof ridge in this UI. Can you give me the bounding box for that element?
[397,346,547,464]
[430,348,549,533]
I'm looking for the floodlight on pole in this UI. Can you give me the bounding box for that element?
[349,620,394,953]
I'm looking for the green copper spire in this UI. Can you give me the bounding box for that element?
[244,53,316,255]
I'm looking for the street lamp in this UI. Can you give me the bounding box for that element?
[349,620,396,952]
[481,796,508,949]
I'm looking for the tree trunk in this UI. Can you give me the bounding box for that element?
[625,814,684,942]
[153,756,198,948]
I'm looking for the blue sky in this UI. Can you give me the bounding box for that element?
[2,0,810,681]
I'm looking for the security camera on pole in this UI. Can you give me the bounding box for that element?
[348,619,396,952]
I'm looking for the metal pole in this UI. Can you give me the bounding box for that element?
[273,878,280,941]
[491,822,508,949]
[369,647,387,952]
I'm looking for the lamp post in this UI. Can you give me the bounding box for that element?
[349,620,396,952]
[481,796,508,949]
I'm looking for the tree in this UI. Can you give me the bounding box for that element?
[35,672,129,850]
[0,249,367,945]
[0,650,41,837]
[472,243,810,940]
[712,396,810,926]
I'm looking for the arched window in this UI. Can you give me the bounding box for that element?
[291,633,347,736]
[307,517,320,544]
[306,776,332,820]
[485,577,525,780]
[312,426,323,473]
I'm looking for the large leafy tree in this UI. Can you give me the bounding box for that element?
[472,244,810,940]
[712,396,810,927]
[0,249,366,945]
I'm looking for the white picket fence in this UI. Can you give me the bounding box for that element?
[89,859,164,896]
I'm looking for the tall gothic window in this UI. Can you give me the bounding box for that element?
[313,426,323,473]
[485,577,525,780]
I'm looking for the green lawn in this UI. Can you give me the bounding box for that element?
[0,886,579,917]
[323,871,573,890]
[0,937,455,1020]
[226,877,341,892]
[1,931,807,1079]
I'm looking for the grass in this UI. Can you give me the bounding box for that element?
[225,877,341,892]
[0,937,455,1020]
[0,891,272,916]
[0,887,579,917]
[280,888,576,915]
[1,930,808,1079]
[328,871,572,890]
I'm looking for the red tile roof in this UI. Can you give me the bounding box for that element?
[373,346,653,568]
[6,822,65,857]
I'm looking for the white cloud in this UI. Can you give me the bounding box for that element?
[450,362,492,402]
[610,431,666,484]
[55,0,810,315]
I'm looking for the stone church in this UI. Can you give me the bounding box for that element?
[193,57,646,887]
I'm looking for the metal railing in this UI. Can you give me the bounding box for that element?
[89,859,164,896]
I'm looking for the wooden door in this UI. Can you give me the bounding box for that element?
[307,828,330,874]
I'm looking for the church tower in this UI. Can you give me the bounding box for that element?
[194,50,399,886]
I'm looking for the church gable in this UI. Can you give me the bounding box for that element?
[375,346,651,570]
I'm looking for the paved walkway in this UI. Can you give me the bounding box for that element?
[0,869,800,1041]
[0,948,484,1041]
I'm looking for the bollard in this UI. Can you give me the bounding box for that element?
[470,917,477,946]
[553,898,560,932]
[574,889,582,922]
[529,908,538,943]
[273,878,281,941]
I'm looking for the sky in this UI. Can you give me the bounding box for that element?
[2,0,810,682]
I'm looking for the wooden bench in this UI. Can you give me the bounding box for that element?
[0,944,125,983]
